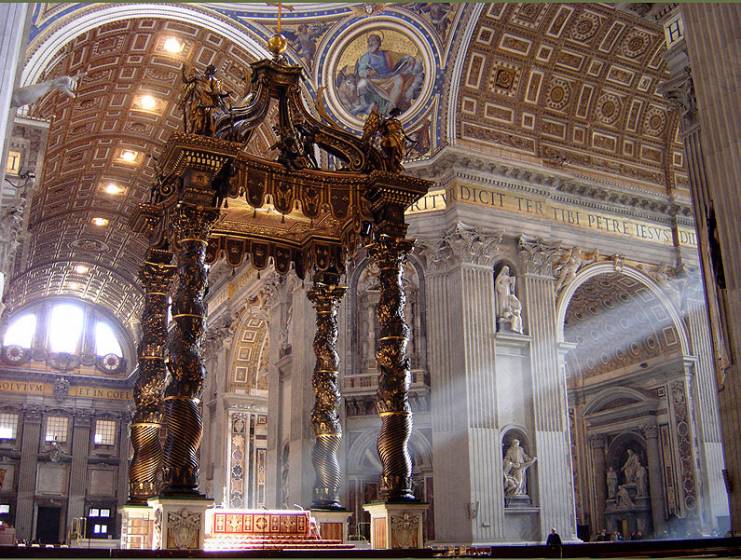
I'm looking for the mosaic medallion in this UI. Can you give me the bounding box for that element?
[323,19,434,129]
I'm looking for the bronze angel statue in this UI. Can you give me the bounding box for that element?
[361,106,413,172]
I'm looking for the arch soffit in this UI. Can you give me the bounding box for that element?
[226,307,270,376]
[556,262,690,357]
[22,4,270,86]
[346,428,433,473]
[582,386,655,417]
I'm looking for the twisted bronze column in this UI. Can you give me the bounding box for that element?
[129,249,175,504]
[369,235,416,502]
[161,204,218,495]
[308,280,347,510]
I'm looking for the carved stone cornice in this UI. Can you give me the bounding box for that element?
[417,223,502,271]
[407,146,693,222]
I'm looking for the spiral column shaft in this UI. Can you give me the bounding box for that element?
[369,235,416,502]
[161,204,218,495]
[308,281,347,509]
[129,249,175,504]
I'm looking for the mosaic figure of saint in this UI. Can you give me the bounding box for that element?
[336,33,424,117]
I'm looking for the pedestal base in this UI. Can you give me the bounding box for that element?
[120,504,155,550]
[148,496,214,550]
[311,509,351,542]
[362,502,428,549]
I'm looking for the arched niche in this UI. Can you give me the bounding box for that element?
[348,254,427,376]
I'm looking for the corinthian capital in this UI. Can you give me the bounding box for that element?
[420,223,502,270]
[518,235,560,276]
[658,66,698,131]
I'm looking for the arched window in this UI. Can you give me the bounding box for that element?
[49,303,84,353]
[94,321,123,357]
[3,314,36,348]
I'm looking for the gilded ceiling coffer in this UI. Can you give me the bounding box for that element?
[161,202,219,495]
[308,275,347,510]
[129,248,175,504]
[370,234,417,502]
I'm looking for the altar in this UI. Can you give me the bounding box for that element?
[204,509,353,551]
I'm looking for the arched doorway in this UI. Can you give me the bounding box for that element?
[559,267,701,540]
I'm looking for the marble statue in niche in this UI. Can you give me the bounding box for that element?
[616,484,634,508]
[606,465,618,499]
[495,266,523,334]
[503,438,537,502]
[356,261,422,371]
[622,448,641,484]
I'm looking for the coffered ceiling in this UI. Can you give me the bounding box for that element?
[5,3,688,331]
[7,18,273,329]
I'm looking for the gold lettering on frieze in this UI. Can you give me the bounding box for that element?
[405,183,697,248]
[0,380,132,400]
[0,380,49,396]
[405,190,448,215]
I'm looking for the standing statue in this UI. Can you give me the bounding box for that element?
[179,64,231,136]
[495,266,523,333]
[379,107,412,171]
[503,439,537,498]
[636,464,648,496]
[621,448,641,484]
[606,466,618,499]
[11,75,81,108]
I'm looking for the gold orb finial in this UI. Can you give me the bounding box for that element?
[267,33,288,56]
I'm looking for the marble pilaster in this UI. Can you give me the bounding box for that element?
[590,436,606,535]
[643,423,666,534]
[0,4,29,201]
[15,406,42,541]
[67,410,92,525]
[519,236,577,542]
[421,224,503,543]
